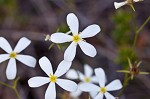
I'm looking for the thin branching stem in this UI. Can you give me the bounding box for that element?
[132,16,150,48]
[0,77,20,99]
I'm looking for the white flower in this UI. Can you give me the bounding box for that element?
[0,37,36,80]
[66,64,99,98]
[51,13,101,61]
[28,56,77,99]
[79,68,122,99]
[114,0,143,10]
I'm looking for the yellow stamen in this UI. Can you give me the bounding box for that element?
[100,87,107,94]
[72,35,81,42]
[9,52,17,58]
[84,77,91,83]
[50,74,57,82]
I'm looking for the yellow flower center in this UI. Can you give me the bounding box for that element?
[9,52,17,58]
[50,74,57,82]
[84,77,91,83]
[100,87,107,94]
[72,35,81,42]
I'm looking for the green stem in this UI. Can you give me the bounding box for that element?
[13,88,20,99]
[0,82,12,89]
[118,75,131,97]
[0,77,20,99]
[132,16,150,48]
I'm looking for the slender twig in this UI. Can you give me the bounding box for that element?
[118,75,131,97]
[0,77,20,99]
[132,16,150,48]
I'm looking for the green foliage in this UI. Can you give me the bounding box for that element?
[115,46,137,68]
[111,9,133,46]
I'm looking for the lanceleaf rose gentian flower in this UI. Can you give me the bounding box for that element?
[28,56,77,99]
[0,37,36,80]
[51,13,101,61]
[79,68,122,99]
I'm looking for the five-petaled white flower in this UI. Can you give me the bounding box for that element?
[79,68,122,99]
[114,0,143,10]
[51,13,101,61]
[66,64,99,98]
[28,56,77,99]
[0,37,36,80]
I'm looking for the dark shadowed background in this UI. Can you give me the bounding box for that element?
[0,0,150,99]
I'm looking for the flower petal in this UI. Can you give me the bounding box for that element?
[78,41,97,57]
[54,60,72,77]
[45,83,56,99]
[0,54,10,63]
[51,33,72,43]
[28,77,50,87]
[104,92,116,99]
[56,79,77,92]
[64,42,77,61]
[39,56,53,76]
[13,37,31,53]
[95,68,105,87]
[80,24,101,38]
[67,13,79,35]
[91,76,99,83]
[6,59,17,80]
[94,93,104,99]
[0,37,12,53]
[134,0,143,2]
[90,91,98,98]
[70,87,82,98]
[114,1,128,9]
[66,69,78,79]
[16,55,36,68]
[78,71,85,81]
[106,79,122,91]
[84,64,93,77]
[79,83,99,92]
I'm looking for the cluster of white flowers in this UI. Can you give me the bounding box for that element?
[0,13,123,99]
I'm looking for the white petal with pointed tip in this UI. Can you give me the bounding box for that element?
[45,83,56,99]
[94,93,104,99]
[0,37,12,53]
[66,69,78,79]
[80,24,100,38]
[6,59,16,80]
[90,91,98,98]
[70,87,82,97]
[39,56,53,76]
[95,68,105,87]
[79,83,99,92]
[28,77,50,87]
[104,92,116,99]
[78,41,97,57]
[114,1,128,9]
[13,37,31,53]
[0,54,10,63]
[64,42,77,61]
[134,0,143,2]
[16,55,36,68]
[84,64,93,77]
[56,79,77,92]
[78,71,85,81]
[91,76,99,83]
[67,13,79,35]
[55,60,72,77]
[51,33,72,43]
[106,79,122,91]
